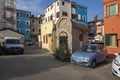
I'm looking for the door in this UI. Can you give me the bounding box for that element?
[59,32,68,49]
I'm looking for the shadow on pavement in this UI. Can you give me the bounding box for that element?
[0,54,68,80]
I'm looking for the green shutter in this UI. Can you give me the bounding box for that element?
[109,4,116,16]
[105,34,110,46]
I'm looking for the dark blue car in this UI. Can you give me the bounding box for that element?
[71,44,108,68]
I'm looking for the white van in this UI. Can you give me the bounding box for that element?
[0,37,24,54]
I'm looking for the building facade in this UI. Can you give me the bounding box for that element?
[0,0,16,30]
[40,16,88,53]
[45,0,87,24]
[104,0,120,54]
[31,15,43,43]
[16,9,31,41]
[88,15,104,42]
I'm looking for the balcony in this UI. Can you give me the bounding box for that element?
[2,16,15,23]
[3,5,15,11]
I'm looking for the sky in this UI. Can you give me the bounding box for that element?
[16,0,103,21]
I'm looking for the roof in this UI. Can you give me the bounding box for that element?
[0,28,24,35]
[16,9,31,13]
[71,19,89,31]
[45,0,87,9]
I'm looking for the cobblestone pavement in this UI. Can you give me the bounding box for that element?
[0,45,119,80]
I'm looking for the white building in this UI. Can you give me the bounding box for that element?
[0,0,16,30]
[45,0,87,24]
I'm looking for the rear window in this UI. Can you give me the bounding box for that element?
[6,39,20,44]
[81,45,97,53]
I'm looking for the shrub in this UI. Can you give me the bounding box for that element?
[53,45,71,62]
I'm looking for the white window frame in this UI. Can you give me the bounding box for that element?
[26,29,30,34]
[26,21,30,25]
[26,13,30,17]
[107,3,118,17]
[17,11,20,16]
[78,14,81,20]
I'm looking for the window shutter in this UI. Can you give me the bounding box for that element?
[104,5,108,17]
[105,34,110,46]
[116,3,119,15]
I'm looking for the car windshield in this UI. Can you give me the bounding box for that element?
[81,45,97,53]
[6,39,20,44]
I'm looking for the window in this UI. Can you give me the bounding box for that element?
[17,20,20,24]
[32,20,34,23]
[109,4,118,16]
[26,21,30,25]
[17,12,20,16]
[46,35,48,43]
[62,12,67,16]
[26,13,30,17]
[57,2,59,6]
[17,28,20,32]
[39,20,41,24]
[72,14,78,19]
[71,4,76,8]
[43,36,45,43]
[105,34,118,47]
[105,3,118,17]
[51,5,53,10]
[48,8,49,11]
[3,12,6,18]
[32,28,35,32]
[82,15,87,21]
[56,12,60,18]
[50,15,53,20]
[39,29,41,33]
[82,15,86,21]
[62,1,64,5]
[26,29,30,34]
[78,14,81,19]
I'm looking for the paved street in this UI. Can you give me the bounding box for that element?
[0,45,119,80]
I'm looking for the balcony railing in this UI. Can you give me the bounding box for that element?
[3,5,15,11]
[3,16,15,22]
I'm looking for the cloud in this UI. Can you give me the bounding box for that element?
[16,0,44,16]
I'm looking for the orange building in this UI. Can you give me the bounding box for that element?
[104,0,120,54]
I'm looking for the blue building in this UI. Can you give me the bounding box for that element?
[71,2,87,24]
[16,9,31,41]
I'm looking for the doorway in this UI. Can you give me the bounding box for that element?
[59,32,68,49]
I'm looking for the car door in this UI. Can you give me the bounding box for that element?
[98,45,106,62]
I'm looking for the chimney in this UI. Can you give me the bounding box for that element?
[94,15,98,21]
[94,15,98,36]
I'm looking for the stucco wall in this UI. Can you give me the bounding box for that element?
[41,21,54,52]
[56,18,72,52]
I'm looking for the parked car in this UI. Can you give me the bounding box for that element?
[25,40,33,46]
[112,53,120,77]
[71,44,108,68]
[0,37,24,54]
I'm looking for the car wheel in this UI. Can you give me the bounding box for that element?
[91,60,96,68]
[104,56,109,63]
[20,51,24,54]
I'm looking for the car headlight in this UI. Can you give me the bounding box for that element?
[83,57,90,61]
[72,55,75,58]
[114,59,120,66]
